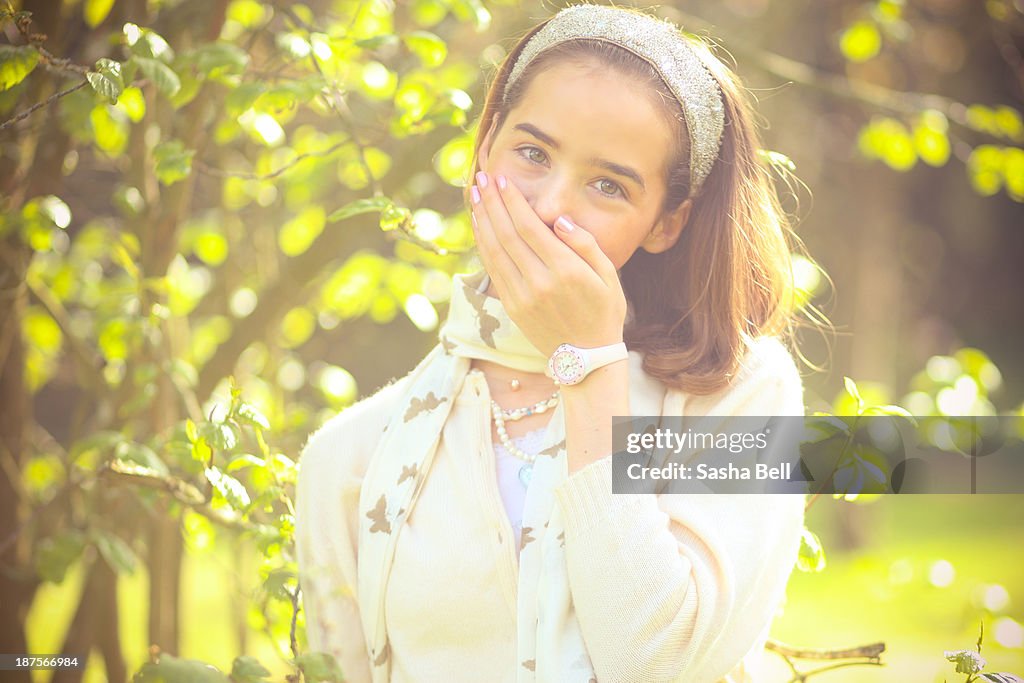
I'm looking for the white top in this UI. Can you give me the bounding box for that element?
[494,427,548,554]
[296,338,807,683]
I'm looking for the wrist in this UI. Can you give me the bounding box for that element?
[546,341,628,386]
[557,357,628,393]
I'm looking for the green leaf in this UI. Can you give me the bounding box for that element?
[403,31,448,67]
[338,147,391,188]
[913,115,950,167]
[280,307,316,348]
[328,196,393,223]
[1004,147,1024,202]
[132,653,230,683]
[131,56,181,97]
[860,117,917,171]
[115,440,169,475]
[411,0,448,28]
[433,133,474,186]
[225,82,265,117]
[186,418,198,443]
[24,307,62,352]
[979,674,1024,683]
[70,430,125,468]
[840,20,881,63]
[263,566,296,600]
[169,70,201,108]
[848,443,891,492]
[967,145,1004,197]
[93,530,138,574]
[230,656,271,683]
[863,404,917,425]
[278,205,326,257]
[117,85,146,122]
[83,0,115,27]
[236,403,270,430]
[449,0,491,31]
[0,45,40,91]
[796,528,826,572]
[205,467,251,510]
[945,649,987,675]
[380,204,411,232]
[201,421,239,450]
[191,436,213,463]
[90,104,129,156]
[124,23,174,61]
[357,34,400,50]
[35,531,87,583]
[294,653,344,683]
[226,453,265,472]
[87,58,124,103]
[843,376,864,413]
[192,42,249,75]
[153,139,195,186]
[227,0,269,29]
[992,105,1024,142]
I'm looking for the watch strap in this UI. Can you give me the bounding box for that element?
[547,342,628,384]
[581,342,628,374]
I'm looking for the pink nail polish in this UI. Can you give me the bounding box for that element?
[497,175,507,190]
[555,216,574,232]
[475,171,488,189]
[471,185,481,204]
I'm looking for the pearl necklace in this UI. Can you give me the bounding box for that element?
[491,390,559,487]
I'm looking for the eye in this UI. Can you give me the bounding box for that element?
[516,145,548,165]
[595,178,624,198]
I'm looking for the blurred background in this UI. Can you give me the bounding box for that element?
[1,0,1023,681]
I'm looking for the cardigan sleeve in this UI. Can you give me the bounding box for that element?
[295,378,409,683]
[553,337,806,683]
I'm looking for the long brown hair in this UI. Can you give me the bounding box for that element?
[470,11,815,395]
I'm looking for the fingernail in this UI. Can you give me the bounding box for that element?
[555,216,574,233]
[475,171,488,189]
[471,185,481,204]
[497,175,507,190]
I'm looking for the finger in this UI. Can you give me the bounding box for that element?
[476,172,548,276]
[552,215,621,287]
[469,187,518,298]
[495,174,575,270]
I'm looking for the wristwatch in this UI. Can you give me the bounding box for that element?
[546,342,628,385]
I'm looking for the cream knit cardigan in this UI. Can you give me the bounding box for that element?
[296,338,805,683]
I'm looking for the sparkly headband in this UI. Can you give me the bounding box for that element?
[504,5,725,196]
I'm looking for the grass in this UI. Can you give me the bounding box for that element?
[24,495,1024,682]
[764,495,1024,682]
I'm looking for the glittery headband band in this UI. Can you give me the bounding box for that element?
[504,5,725,196]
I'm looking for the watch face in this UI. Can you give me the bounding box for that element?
[551,347,585,384]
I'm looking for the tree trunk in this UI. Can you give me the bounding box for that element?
[51,555,125,683]
[0,238,31,683]
[146,499,184,653]
[0,0,73,674]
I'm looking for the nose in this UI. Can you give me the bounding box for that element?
[520,174,573,229]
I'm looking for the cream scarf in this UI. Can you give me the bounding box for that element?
[355,271,673,682]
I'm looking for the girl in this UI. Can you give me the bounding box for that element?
[297,5,807,682]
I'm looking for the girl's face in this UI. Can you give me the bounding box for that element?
[479,59,690,270]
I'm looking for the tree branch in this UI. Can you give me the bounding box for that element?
[99,460,254,533]
[194,139,352,180]
[766,638,886,682]
[766,639,885,660]
[22,267,107,393]
[0,80,88,133]
[674,9,1009,137]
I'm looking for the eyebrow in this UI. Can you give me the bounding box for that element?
[512,122,647,192]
